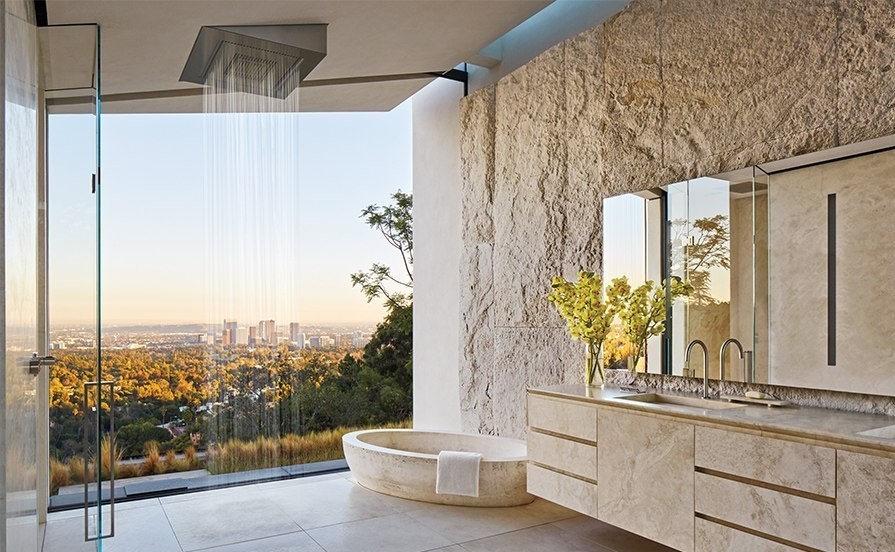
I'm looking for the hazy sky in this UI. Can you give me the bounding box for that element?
[48,101,412,326]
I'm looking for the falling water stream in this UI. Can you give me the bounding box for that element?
[202,44,301,474]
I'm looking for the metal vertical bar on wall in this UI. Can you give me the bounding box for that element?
[828,193,836,366]
[660,190,671,375]
[0,2,8,546]
[95,23,106,546]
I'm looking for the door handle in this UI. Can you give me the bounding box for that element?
[25,353,57,376]
[83,380,116,541]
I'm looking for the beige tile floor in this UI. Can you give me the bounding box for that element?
[41,471,674,552]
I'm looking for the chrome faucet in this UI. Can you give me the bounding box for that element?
[719,338,744,382]
[686,339,710,399]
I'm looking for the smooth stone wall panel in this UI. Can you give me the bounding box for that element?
[695,518,802,552]
[694,472,835,552]
[527,394,597,443]
[695,426,835,498]
[527,430,597,482]
[769,150,895,395]
[836,450,895,552]
[597,408,694,552]
[526,463,597,518]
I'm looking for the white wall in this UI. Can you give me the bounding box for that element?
[412,78,463,430]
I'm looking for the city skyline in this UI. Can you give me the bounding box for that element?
[48,102,412,326]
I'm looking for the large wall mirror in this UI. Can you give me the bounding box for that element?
[603,136,895,397]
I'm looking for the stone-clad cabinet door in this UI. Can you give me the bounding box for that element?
[597,408,695,552]
[837,450,895,552]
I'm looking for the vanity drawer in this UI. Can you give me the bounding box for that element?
[695,472,835,552]
[527,429,597,482]
[527,463,597,518]
[695,426,835,498]
[837,450,895,552]
[527,394,597,442]
[696,518,802,552]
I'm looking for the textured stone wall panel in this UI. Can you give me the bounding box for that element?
[710,125,839,177]
[459,244,495,434]
[837,0,895,144]
[459,88,496,244]
[492,42,571,328]
[601,0,667,195]
[491,327,583,438]
[662,0,838,179]
[458,0,895,436]
[565,24,606,189]
[563,26,607,278]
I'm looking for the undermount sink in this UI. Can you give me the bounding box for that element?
[616,392,745,411]
[857,424,895,440]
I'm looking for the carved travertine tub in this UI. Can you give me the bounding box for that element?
[343,429,534,507]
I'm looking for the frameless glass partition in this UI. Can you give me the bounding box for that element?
[44,23,110,545]
[5,1,41,550]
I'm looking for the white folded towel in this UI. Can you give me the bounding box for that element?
[435,450,483,497]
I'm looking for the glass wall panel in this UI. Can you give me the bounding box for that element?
[4,0,40,549]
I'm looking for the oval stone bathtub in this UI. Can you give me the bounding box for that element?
[343,429,534,507]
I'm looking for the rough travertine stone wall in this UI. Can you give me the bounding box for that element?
[459,0,895,437]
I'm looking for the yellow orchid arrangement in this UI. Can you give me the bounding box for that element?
[549,272,693,382]
[547,271,619,386]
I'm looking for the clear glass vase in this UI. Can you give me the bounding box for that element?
[585,342,603,388]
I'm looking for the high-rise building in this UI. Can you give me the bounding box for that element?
[248,326,257,345]
[224,319,238,346]
[309,336,321,348]
[236,328,249,345]
[289,322,301,343]
[222,329,232,346]
[295,332,306,349]
[259,320,276,344]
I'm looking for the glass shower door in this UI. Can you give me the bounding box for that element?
[44,23,110,547]
[4,1,41,550]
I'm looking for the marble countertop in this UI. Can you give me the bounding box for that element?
[529,384,895,453]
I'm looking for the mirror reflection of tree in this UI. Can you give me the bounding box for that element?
[670,214,730,305]
[671,213,731,378]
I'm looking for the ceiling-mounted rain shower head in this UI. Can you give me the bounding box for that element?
[180,24,327,99]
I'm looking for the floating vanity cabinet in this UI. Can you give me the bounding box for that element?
[836,450,895,552]
[526,394,598,517]
[597,408,695,552]
[694,426,836,552]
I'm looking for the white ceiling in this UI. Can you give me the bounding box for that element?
[43,0,554,113]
